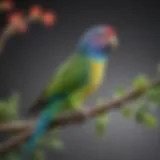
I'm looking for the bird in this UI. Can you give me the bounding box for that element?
[22,24,118,158]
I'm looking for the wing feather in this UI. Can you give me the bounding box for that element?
[28,53,89,115]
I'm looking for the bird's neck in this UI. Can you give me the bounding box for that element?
[78,43,108,62]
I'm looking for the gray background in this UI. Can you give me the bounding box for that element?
[0,0,160,159]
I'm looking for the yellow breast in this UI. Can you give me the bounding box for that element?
[89,60,106,87]
[82,60,106,97]
[73,60,107,100]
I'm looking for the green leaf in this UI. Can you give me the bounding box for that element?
[39,131,64,150]
[32,149,45,160]
[115,87,126,97]
[132,75,149,90]
[8,92,20,107]
[1,155,7,160]
[121,107,132,118]
[146,86,160,104]
[49,139,64,149]
[135,108,158,128]
[135,109,146,123]
[0,92,21,122]
[7,92,20,115]
[142,113,158,128]
[95,113,109,136]
[0,100,7,109]
[5,151,20,160]
[0,101,9,121]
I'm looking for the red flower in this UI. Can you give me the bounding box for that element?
[0,0,14,11]
[42,11,56,26]
[8,12,23,24]
[29,5,42,18]
[8,12,27,32]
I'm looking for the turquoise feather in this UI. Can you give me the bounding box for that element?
[22,95,65,159]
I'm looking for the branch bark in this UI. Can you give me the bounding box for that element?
[0,79,159,154]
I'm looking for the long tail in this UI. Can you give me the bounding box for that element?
[21,99,64,159]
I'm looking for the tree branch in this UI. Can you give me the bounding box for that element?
[0,15,48,54]
[0,79,159,154]
[0,18,30,54]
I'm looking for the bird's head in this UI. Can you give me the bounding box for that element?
[79,25,118,53]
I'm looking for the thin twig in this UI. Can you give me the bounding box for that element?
[0,79,159,154]
[0,16,42,54]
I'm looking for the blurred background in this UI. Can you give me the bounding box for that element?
[0,0,160,159]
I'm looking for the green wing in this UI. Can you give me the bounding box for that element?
[41,53,89,99]
[28,53,89,115]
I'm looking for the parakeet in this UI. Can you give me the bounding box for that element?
[22,24,118,158]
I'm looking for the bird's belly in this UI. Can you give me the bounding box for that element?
[84,60,105,96]
[89,60,105,86]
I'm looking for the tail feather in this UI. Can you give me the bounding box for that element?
[21,99,64,159]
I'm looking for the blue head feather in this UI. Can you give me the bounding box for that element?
[77,25,112,61]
